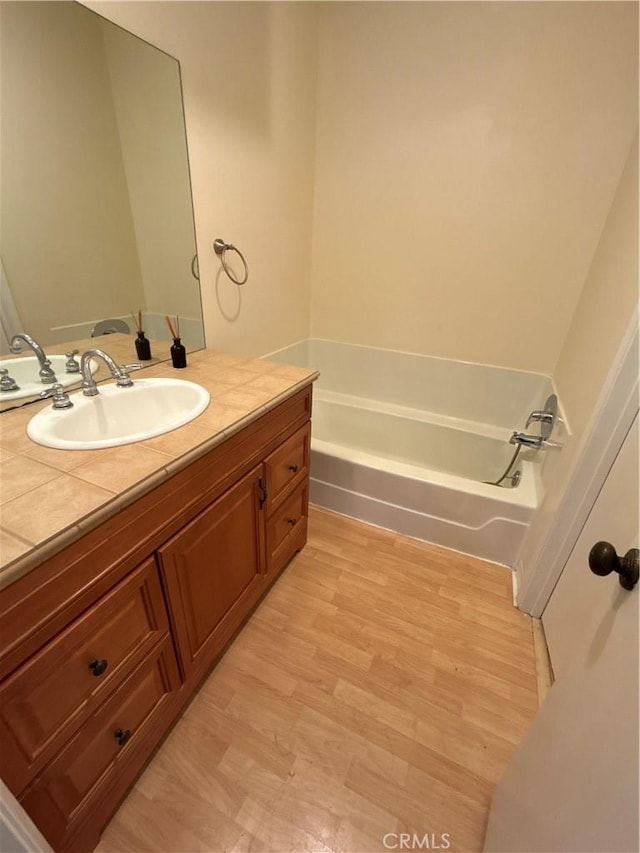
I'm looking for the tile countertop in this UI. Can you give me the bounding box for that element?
[0,348,318,589]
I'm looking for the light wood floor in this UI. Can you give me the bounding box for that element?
[96,507,539,853]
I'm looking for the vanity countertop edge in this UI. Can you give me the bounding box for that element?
[0,347,318,590]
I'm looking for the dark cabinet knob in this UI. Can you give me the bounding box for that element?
[88,658,108,677]
[287,518,297,527]
[114,728,131,746]
[588,542,639,591]
[287,464,298,473]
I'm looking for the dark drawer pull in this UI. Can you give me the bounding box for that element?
[287,464,298,473]
[287,518,297,527]
[114,728,131,747]
[258,477,268,509]
[88,658,108,677]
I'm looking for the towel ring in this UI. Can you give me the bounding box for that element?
[213,238,249,286]
[190,253,199,281]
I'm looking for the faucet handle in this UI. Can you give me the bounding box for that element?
[40,383,74,409]
[525,410,554,428]
[39,358,57,384]
[112,363,142,388]
[65,349,80,373]
[0,368,20,391]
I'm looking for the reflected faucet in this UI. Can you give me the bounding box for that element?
[10,333,57,384]
[80,349,140,396]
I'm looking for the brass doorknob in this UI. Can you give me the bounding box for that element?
[588,542,639,591]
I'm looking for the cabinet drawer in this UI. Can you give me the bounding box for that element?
[0,558,169,794]
[20,638,180,850]
[266,482,308,577]
[264,422,310,513]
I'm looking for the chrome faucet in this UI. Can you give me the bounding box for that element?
[80,349,140,396]
[510,431,547,449]
[513,393,560,449]
[65,349,81,373]
[39,383,74,409]
[0,368,19,392]
[526,410,554,429]
[10,333,56,384]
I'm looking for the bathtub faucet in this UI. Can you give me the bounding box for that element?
[526,409,555,429]
[510,431,546,449]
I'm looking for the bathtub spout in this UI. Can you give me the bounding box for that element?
[510,431,546,449]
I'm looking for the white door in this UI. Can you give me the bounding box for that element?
[484,414,639,853]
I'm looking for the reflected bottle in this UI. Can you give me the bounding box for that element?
[135,331,152,361]
[170,337,187,369]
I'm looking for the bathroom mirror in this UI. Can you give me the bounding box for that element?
[0,1,204,410]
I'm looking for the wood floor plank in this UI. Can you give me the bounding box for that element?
[97,506,539,853]
[345,760,483,853]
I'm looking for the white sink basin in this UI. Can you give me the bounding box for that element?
[27,378,210,450]
[0,355,97,402]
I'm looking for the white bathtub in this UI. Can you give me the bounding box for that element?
[266,340,553,567]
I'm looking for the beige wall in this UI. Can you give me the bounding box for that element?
[86,2,636,370]
[310,2,638,373]
[517,133,639,591]
[89,0,318,358]
[554,134,639,437]
[0,1,144,345]
[16,2,634,365]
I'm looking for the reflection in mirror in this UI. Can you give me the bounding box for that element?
[0,0,204,409]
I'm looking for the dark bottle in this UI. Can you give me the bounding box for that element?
[135,331,152,361]
[170,337,187,369]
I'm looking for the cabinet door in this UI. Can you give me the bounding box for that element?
[158,465,265,680]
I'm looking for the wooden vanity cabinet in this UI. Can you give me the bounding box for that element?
[0,385,313,852]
